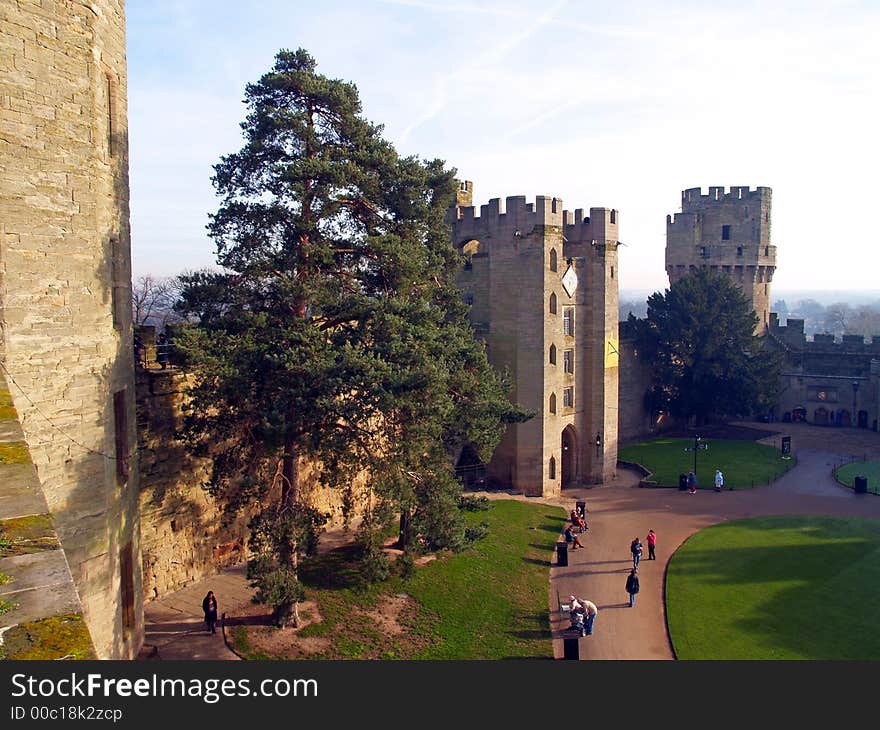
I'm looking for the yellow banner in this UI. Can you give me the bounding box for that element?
[605,338,619,369]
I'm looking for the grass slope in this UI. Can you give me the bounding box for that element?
[619,438,793,488]
[667,515,880,659]
[234,500,565,660]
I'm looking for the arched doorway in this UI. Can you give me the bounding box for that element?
[792,406,806,423]
[561,425,577,488]
[814,407,828,425]
[858,410,869,428]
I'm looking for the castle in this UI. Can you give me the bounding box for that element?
[450,182,619,496]
[1,0,141,659]
[666,186,776,332]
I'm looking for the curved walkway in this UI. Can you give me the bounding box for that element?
[550,422,880,660]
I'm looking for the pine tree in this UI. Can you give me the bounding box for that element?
[175,49,527,624]
[636,268,782,425]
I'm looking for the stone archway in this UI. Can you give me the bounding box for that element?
[561,425,577,488]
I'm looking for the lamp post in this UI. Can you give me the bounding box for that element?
[853,381,859,428]
[595,431,602,459]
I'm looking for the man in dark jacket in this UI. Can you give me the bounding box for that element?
[625,568,640,607]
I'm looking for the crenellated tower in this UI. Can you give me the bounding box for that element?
[450,184,619,496]
[666,186,776,332]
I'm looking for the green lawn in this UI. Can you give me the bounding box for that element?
[232,499,565,659]
[836,461,880,495]
[667,516,880,659]
[619,438,794,488]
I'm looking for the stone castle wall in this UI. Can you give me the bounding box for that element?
[0,0,141,658]
[137,370,361,601]
[666,186,775,330]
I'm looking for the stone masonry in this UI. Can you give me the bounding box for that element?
[666,186,776,332]
[451,182,619,496]
[0,0,142,658]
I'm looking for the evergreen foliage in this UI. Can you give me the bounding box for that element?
[635,268,782,424]
[174,49,528,623]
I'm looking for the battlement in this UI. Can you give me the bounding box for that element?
[769,315,880,351]
[450,182,618,246]
[681,185,771,212]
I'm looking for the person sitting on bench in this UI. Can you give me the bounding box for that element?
[570,509,588,533]
[564,525,584,550]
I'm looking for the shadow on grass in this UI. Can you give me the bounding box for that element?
[522,557,551,567]
[668,516,880,659]
[299,544,363,590]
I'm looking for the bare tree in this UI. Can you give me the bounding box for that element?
[132,274,183,329]
[823,302,851,337]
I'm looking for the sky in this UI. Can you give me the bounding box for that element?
[127,0,880,296]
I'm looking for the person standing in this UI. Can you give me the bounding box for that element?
[688,471,697,494]
[202,590,219,635]
[625,568,640,607]
[714,469,724,492]
[581,599,598,635]
[646,529,657,560]
[630,537,643,569]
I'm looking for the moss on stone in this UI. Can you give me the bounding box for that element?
[0,570,11,586]
[0,598,16,616]
[0,614,96,660]
[0,383,16,419]
[0,442,30,464]
[0,514,58,556]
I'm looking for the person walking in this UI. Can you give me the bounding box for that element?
[581,599,598,635]
[688,470,697,494]
[646,529,657,560]
[630,537,643,569]
[714,469,724,492]
[625,568,640,607]
[202,590,218,635]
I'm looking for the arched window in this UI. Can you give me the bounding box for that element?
[549,344,557,365]
[549,248,558,272]
[549,292,557,314]
[549,456,556,480]
[549,393,557,414]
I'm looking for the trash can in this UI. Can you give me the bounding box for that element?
[556,541,569,567]
[679,473,688,491]
[563,630,580,660]
[576,500,587,517]
[854,475,868,494]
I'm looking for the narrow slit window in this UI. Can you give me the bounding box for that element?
[105,73,116,157]
[549,393,557,414]
[722,225,730,240]
[549,456,556,480]
[563,308,574,336]
[114,388,129,485]
[549,292,557,314]
[563,349,574,374]
[563,387,573,408]
[120,541,136,633]
[550,248,558,272]
[549,344,557,365]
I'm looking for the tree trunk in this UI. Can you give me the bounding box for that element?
[282,430,301,628]
[397,509,413,550]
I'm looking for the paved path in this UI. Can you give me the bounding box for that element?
[142,523,365,660]
[550,422,880,660]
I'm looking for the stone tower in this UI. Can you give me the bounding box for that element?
[666,186,776,331]
[0,0,142,658]
[451,185,619,497]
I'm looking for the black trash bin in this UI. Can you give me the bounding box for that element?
[556,541,569,567]
[854,475,868,494]
[679,473,688,491]
[563,630,580,660]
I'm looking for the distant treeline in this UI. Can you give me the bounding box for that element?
[620,295,880,339]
